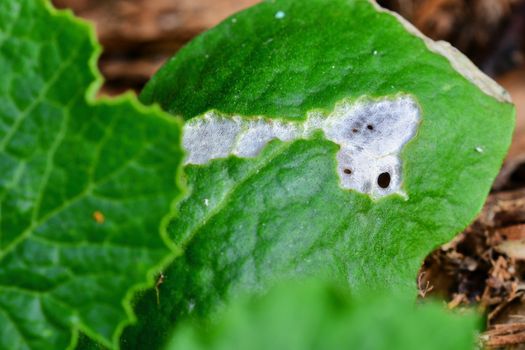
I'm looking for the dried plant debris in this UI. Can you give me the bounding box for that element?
[495,67,525,192]
[419,189,525,348]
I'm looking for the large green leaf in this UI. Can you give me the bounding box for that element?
[166,280,479,350]
[0,1,184,349]
[124,0,514,348]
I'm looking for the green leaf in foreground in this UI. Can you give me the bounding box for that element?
[166,280,479,350]
[0,1,184,349]
[125,0,514,348]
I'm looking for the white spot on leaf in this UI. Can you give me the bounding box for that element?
[183,96,421,200]
[188,299,195,313]
[275,11,286,19]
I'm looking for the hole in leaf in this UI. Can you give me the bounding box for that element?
[367,124,374,130]
[352,128,359,133]
[344,168,352,175]
[377,172,391,189]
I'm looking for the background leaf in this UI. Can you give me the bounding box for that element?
[0,1,184,349]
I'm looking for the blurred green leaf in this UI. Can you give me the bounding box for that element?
[166,280,479,350]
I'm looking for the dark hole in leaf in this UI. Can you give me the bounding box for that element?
[352,128,358,133]
[344,169,352,175]
[377,172,391,188]
[367,124,374,130]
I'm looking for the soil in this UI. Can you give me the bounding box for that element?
[52,1,525,348]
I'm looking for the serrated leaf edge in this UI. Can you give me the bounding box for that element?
[37,1,187,349]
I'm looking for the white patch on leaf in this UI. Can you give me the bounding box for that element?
[183,96,421,200]
[275,11,286,19]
